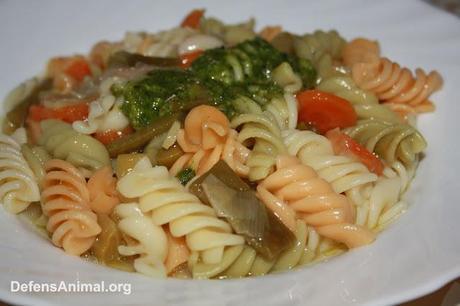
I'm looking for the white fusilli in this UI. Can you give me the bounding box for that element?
[115,202,168,277]
[0,134,40,214]
[117,157,244,265]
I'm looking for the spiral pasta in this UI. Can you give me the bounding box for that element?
[343,119,427,166]
[354,176,404,231]
[190,220,343,279]
[170,105,250,177]
[294,30,346,64]
[0,134,40,214]
[88,166,119,214]
[231,111,286,181]
[317,75,401,123]
[342,38,380,67]
[123,27,199,57]
[20,144,51,188]
[257,155,375,248]
[39,119,110,174]
[41,159,101,255]
[383,160,418,195]
[117,157,245,265]
[72,77,129,135]
[282,129,377,195]
[350,52,443,114]
[115,202,168,277]
[200,16,256,46]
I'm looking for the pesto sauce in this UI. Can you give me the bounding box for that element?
[113,38,316,129]
[176,168,196,185]
[113,69,206,129]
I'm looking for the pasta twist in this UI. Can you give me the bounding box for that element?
[88,166,120,214]
[232,92,298,131]
[200,16,256,46]
[190,220,344,279]
[0,134,40,214]
[20,144,51,188]
[351,52,443,114]
[272,62,303,94]
[354,176,404,231]
[317,75,401,123]
[123,27,198,57]
[383,160,418,195]
[170,105,250,177]
[231,111,286,181]
[39,119,110,175]
[72,77,129,135]
[343,119,427,166]
[257,155,375,248]
[115,202,168,277]
[294,30,346,64]
[264,92,298,130]
[282,129,391,227]
[117,157,245,265]
[342,38,380,67]
[282,129,378,195]
[41,159,101,255]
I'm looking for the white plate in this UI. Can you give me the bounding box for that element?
[1,0,459,305]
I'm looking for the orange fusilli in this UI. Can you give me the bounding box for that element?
[170,105,249,177]
[41,159,101,255]
[87,166,120,214]
[344,38,443,114]
[257,155,375,248]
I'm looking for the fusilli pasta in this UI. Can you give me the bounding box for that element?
[88,166,119,214]
[294,30,346,64]
[0,134,40,214]
[115,202,168,277]
[21,144,51,188]
[39,119,110,175]
[123,27,199,57]
[343,119,427,166]
[349,48,443,114]
[257,155,375,247]
[190,220,344,279]
[72,77,129,134]
[231,111,286,181]
[171,105,250,177]
[41,159,101,255]
[317,75,401,123]
[117,157,245,265]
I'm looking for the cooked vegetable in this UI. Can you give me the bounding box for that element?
[112,38,314,129]
[48,56,92,82]
[106,114,177,157]
[112,69,209,129]
[115,153,146,178]
[297,90,357,134]
[181,9,205,29]
[155,143,184,168]
[180,50,204,69]
[176,168,196,185]
[2,78,52,134]
[64,57,92,82]
[91,214,134,272]
[189,160,295,259]
[326,128,384,175]
[107,51,181,69]
[94,126,134,145]
[28,102,89,123]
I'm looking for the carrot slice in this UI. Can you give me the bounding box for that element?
[180,9,205,29]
